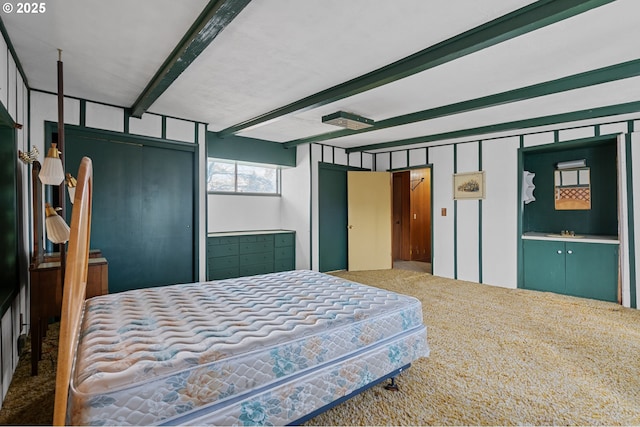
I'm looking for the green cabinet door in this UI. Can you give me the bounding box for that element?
[565,242,618,302]
[523,239,566,293]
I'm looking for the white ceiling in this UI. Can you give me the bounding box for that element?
[3,0,639,152]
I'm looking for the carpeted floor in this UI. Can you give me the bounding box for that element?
[1,269,639,425]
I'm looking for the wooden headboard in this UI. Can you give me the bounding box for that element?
[53,157,93,426]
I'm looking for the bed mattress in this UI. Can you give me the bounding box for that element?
[68,270,429,425]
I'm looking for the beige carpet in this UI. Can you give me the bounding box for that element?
[1,270,639,425]
[305,270,640,426]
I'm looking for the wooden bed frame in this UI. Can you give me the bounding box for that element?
[53,157,92,426]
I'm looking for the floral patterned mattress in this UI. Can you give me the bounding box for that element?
[68,270,429,426]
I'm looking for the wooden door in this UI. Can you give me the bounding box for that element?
[347,171,392,271]
[393,171,411,261]
[410,168,431,261]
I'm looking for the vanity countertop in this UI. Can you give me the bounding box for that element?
[208,229,295,237]
[522,232,619,244]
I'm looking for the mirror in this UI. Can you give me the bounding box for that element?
[554,167,590,210]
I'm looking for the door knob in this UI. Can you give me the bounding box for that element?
[557,250,562,254]
[567,250,573,254]
[347,225,354,229]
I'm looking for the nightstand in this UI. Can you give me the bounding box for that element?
[29,251,108,375]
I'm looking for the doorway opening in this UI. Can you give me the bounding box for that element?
[392,168,432,274]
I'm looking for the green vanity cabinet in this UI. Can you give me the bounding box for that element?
[523,238,618,302]
[523,240,566,294]
[208,231,296,280]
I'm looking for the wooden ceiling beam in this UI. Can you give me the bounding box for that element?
[131,0,251,118]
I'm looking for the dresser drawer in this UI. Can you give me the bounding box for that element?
[240,241,273,254]
[209,255,239,269]
[274,233,295,247]
[274,245,294,260]
[239,235,274,244]
[274,259,295,272]
[240,263,274,277]
[208,266,239,280]
[208,243,239,257]
[208,236,239,246]
[240,252,274,265]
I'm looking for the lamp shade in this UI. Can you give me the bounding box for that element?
[45,203,70,243]
[39,143,65,185]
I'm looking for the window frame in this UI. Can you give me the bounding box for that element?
[207,158,282,196]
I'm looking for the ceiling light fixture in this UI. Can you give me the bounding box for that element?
[322,111,374,130]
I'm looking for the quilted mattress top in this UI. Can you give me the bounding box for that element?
[73,270,425,395]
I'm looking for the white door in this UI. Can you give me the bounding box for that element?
[347,171,392,271]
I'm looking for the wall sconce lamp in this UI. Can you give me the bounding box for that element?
[39,143,65,185]
[45,202,70,243]
[18,147,39,164]
[556,159,586,170]
[65,173,77,204]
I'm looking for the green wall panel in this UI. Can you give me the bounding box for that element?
[522,138,618,235]
[0,125,18,313]
[207,132,296,167]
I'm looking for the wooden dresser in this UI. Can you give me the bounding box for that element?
[29,250,108,375]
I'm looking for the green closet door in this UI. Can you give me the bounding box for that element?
[66,131,194,293]
[318,164,348,272]
[140,145,194,288]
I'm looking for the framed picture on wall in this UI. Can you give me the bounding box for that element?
[453,171,485,200]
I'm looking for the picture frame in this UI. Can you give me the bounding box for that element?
[453,171,485,200]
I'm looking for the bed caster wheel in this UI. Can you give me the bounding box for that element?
[384,377,399,391]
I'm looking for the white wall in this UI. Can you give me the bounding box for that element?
[482,136,519,288]
[456,142,480,283]
[208,194,283,232]
[430,145,455,278]
[281,145,311,269]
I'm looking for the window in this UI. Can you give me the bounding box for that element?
[207,159,280,195]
